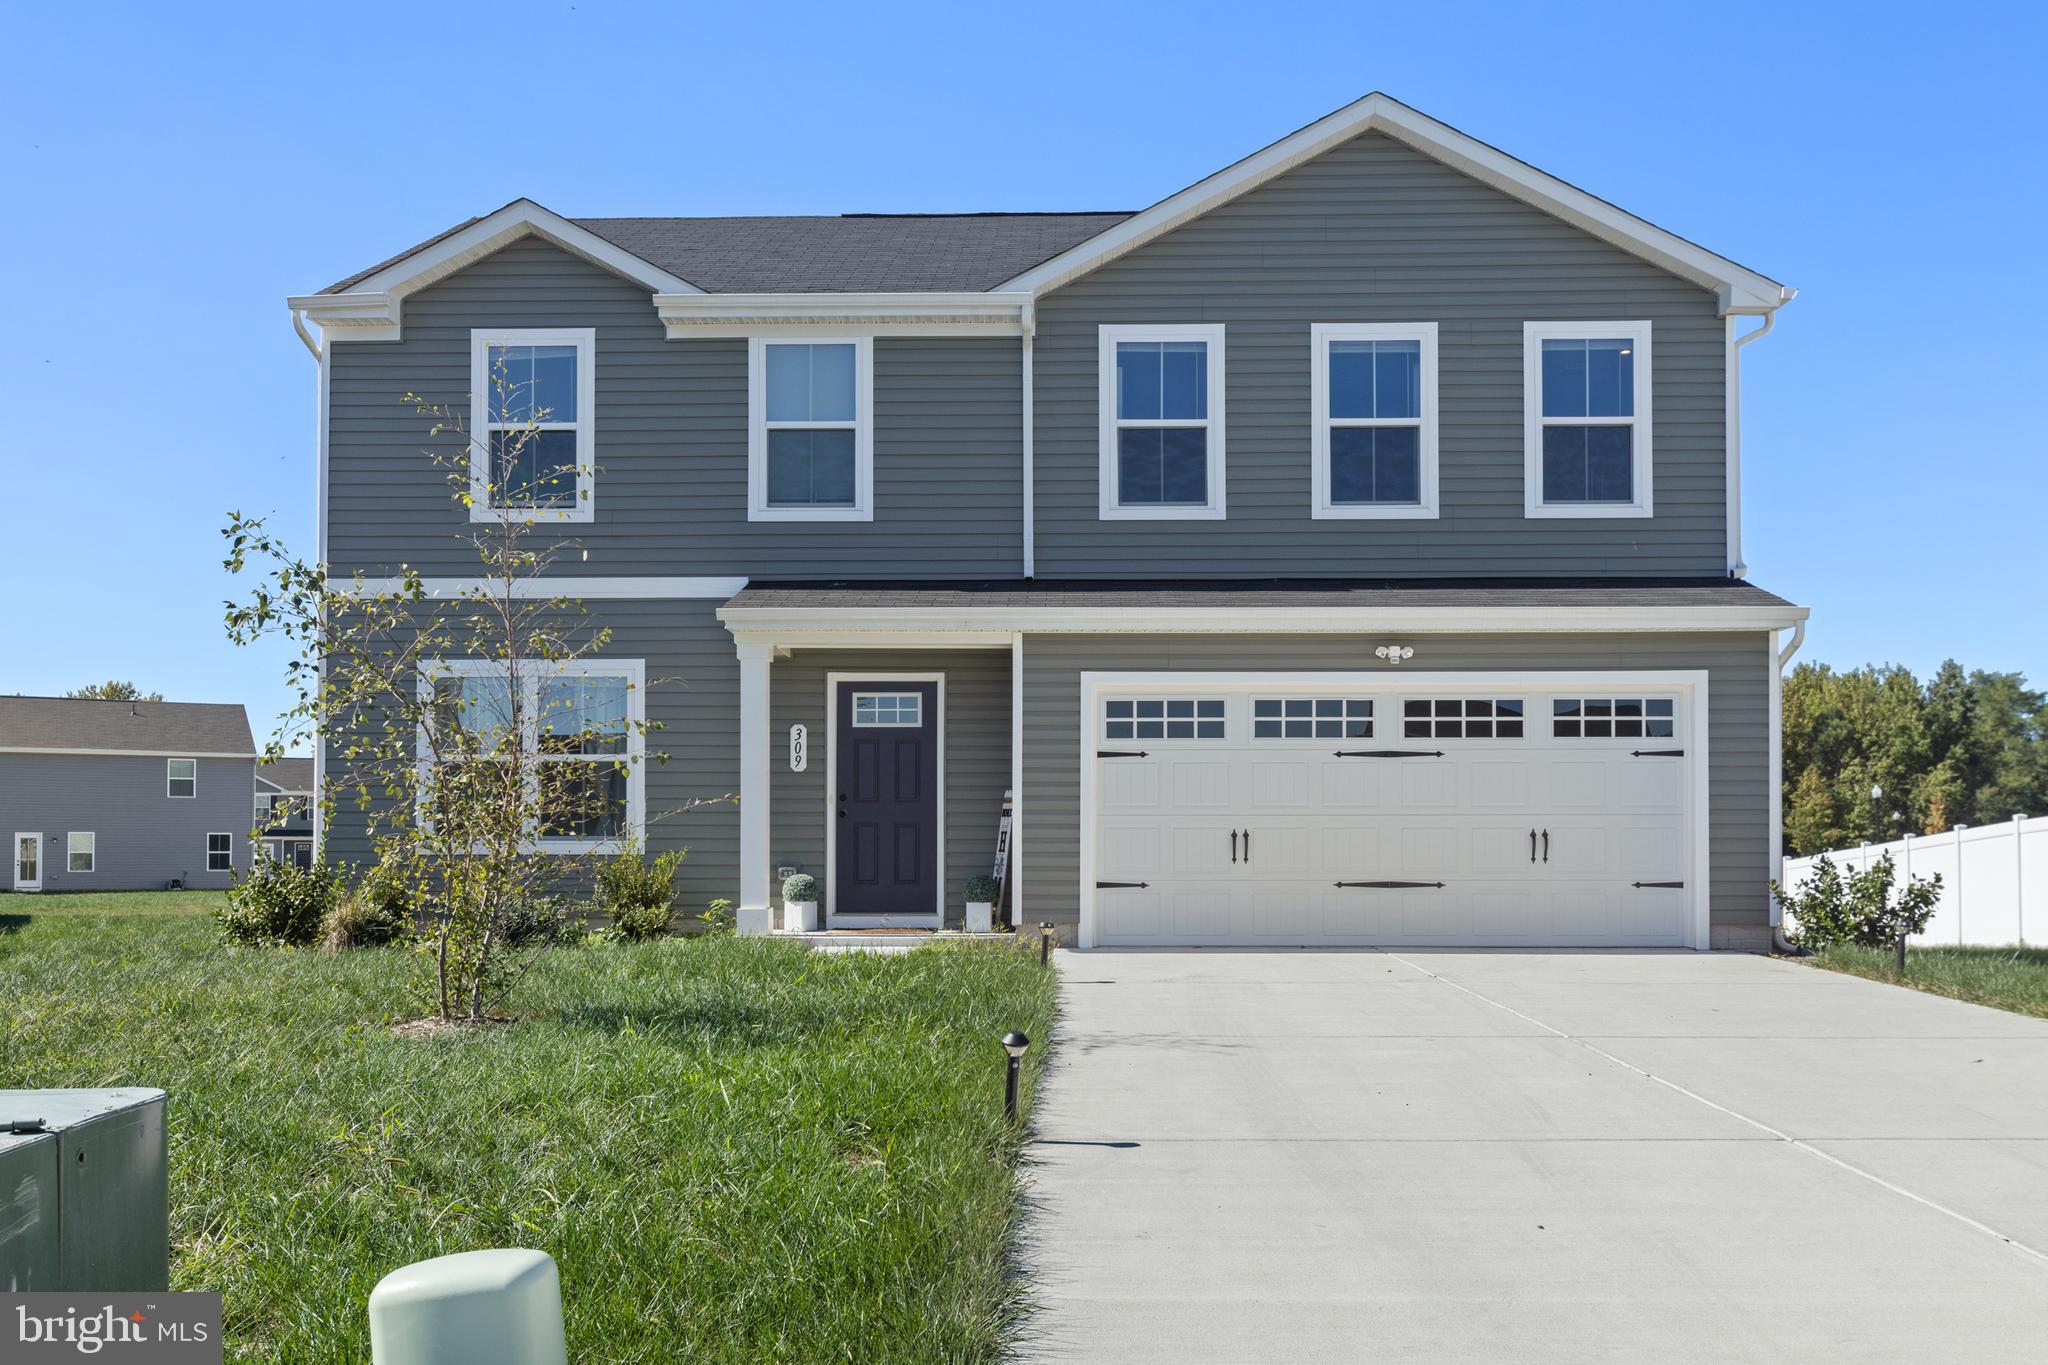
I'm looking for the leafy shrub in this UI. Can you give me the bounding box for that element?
[699,898,736,935]
[498,896,583,947]
[598,845,686,940]
[1775,853,1943,949]
[781,873,820,904]
[216,859,341,947]
[964,874,1002,903]
[321,863,414,951]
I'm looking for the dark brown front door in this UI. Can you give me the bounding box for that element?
[835,681,938,916]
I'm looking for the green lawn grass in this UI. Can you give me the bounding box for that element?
[1804,943,2048,1019]
[0,894,1057,1363]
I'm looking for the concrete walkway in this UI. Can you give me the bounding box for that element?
[1016,950,2048,1364]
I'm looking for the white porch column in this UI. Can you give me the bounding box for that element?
[736,639,775,935]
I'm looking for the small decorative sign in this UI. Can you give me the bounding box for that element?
[788,723,807,772]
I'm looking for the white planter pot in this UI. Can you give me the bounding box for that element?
[964,901,993,934]
[785,900,819,933]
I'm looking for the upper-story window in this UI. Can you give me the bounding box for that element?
[166,758,196,798]
[1311,323,1438,519]
[469,329,596,523]
[749,338,873,521]
[1098,325,1226,520]
[1524,321,1652,518]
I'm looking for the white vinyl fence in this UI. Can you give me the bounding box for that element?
[1781,815,2046,947]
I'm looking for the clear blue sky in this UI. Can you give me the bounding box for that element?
[3,2,2042,749]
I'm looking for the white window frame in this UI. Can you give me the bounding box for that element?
[1310,322,1438,519]
[1098,323,1227,520]
[468,328,597,524]
[747,335,874,522]
[67,831,95,873]
[166,757,196,798]
[1523,320,1653,519]
[416,657,647,856]
[206,832,232,873]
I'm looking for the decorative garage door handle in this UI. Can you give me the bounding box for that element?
[1096,880,1150,889]
[1231,829,1239,864]
[1243,830,1251,864]
[1630,749,1685,757]
[1334,880,1447,889]
[1542,829,1549,863]
[1334,749,1445,758]
[1529,828,1537,863]
[1631,880,1685,889]
[1097,749,1150,758]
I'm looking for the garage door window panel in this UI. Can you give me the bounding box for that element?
[1403,698,1524,740]
[1554,697,1675,739]
[1104,698,1225,741]
[1253,698,1373,740]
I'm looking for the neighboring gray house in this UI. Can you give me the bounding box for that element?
[289,92,1810,950]
[254,756,314,868]
[1,697,257,892]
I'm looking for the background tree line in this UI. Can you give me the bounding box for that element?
[1782,660,2048,855]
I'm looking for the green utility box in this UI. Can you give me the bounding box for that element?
[0,1088,168,1291]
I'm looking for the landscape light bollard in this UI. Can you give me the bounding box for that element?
[1002,1031,1031,1122]
[1871,782,1883,843]
[369,1248,567,1365]
[1039,922,1053,967]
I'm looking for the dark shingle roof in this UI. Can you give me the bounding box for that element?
[0,697,256,755]
[257,756,313,790]
[321,211,1132,296]
[723,578,1801,611]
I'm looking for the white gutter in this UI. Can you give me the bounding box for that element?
[1770,618,1807,952]
[1727,294,1793,579]
[1020,300,1036,578]
[291,307,322,360]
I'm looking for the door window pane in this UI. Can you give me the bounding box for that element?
[853,693,924,727]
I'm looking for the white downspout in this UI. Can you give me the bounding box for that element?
[1770,618,1806,953]
[1727,306,1782,580]
[1020,299,1036,579]
[292,307,322,361]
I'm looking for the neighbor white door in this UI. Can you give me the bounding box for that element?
[13,832,42,892]
[1089,679,1697,947]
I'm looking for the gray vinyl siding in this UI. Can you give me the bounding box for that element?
[318,599,743,913]
[0,755,254,891]
[768,648,1011,922]
[1017,631,1770,937]
[325,238,1020,579]
[1031,130,1729,578]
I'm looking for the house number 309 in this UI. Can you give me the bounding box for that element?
[789,723,807,772]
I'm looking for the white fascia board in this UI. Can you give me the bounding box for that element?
[1,748,260,760]
[341,575,748,600]
[997,93,1793,317]
[719,602,1812,636]
[290,199,701,343]
[657,292,1031,338]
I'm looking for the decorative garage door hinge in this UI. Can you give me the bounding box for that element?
[1097,750,1150,758]
[1630,749,1685,757]
[1333,749,1445,759]
[1334,880,1447,889]
[1631,880,1685,889]
[1095,880,1150,889]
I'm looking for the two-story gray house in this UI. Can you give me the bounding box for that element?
[0,697,257,892]
[290,93,1809,950]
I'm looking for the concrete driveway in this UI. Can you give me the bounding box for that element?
[1017,950,2048,1364]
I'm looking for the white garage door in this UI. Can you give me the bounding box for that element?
[1089,679,1698,947]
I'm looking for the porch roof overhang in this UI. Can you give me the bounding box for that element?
[718,578,1809,647]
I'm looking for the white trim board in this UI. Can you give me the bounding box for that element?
[341,576,748,601]
[289,199,700,342]
[824,672,946,928]
[998,93,1793,316]
[1074,668,1712,951]
[0,748,259,760]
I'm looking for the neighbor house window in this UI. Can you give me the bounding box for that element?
[1524,321,1652,517]
[166,758,196,798]
[749,338,873,521]
[469,328,596,522]
[420,659,645,853]
[67,832,95,873]
[206,833,232,872]
[1099,325,1226,519]
[1311,323,1437,518]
